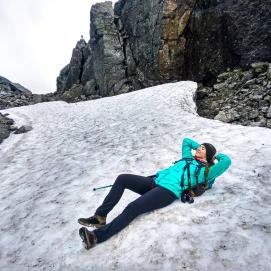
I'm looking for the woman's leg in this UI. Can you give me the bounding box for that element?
[94,174,154,217]
[93,186,177,243]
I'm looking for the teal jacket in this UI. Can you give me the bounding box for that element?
[154,138,232,199]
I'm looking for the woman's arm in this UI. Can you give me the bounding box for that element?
[181,137,201,158]
[207,153,231,180]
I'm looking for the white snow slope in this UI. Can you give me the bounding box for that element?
[0,81,271,271]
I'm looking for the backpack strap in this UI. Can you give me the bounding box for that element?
[154,157,207,191]
[173,158,183,164]
[182,159,208,199]
[180,158,193,189]
[194,161,206,186]
[187,162,191,189]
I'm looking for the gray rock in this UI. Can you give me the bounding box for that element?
[248,110,259,119]
[267,64,271,80]
[62,84,84,102]
[264,95,271,103]
[249,121,263,127]
[112,79,131,94]
[57,64,70,93]
[214,109,241,122]
[213,82,227,91]
[241,71,254,83]
[83,80,96,96]
[243,78,256,88]
[267,106,271,118]
[251,62,269,74]
[55,0,271,104]
[0,112,15,142]
[56,2,128,99]
[197,62,271,129]
[228,82,237,90]
[196,88,209,99]
[14,125,33,134]
[32,95,43,103]
[12,83,32,95]
[57,39,87,93]
[0,130,10,143]
[9,125,17,131]
[252,94,263,101]
[217,72,232,82]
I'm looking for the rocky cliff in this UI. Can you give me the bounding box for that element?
[57,0,270,98]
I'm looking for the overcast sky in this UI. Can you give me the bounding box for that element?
[0,0,117,94]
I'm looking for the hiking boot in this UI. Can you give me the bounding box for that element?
[79,227,97,250]
[78,214,106,228]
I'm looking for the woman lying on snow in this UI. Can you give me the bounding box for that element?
[78,137,231,250]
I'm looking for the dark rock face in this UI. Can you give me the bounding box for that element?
[185,0,271,85]
[56,1,129,100]
[87,1,127,96]
[53,0,270,129]
[196,62,271,128]
[114,0,166,86]
[57,0,270,97]
[57,39,87,93]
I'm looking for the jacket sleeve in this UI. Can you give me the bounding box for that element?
[181,137,201,158]
[207,153,231,181]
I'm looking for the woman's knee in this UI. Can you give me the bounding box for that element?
[115,174,129,185]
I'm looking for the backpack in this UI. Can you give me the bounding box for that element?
[176,157,208,203]
[148,157,208,203]
[171,157,208,202]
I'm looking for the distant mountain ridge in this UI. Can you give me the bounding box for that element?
[0,75,32,95]
[0,75,57,110]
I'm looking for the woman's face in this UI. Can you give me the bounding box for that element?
[195,145,206,160]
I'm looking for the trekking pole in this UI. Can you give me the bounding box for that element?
[93,184,113,191]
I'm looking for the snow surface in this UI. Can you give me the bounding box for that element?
[0,81,271,271]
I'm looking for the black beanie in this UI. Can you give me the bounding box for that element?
[202,143,216,163]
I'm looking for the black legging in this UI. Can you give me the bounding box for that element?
[93,174,178,243]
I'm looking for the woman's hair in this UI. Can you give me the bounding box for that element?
[203,143,216,188]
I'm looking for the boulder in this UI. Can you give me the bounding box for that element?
[14,125,33,134]
[197,62,271,129]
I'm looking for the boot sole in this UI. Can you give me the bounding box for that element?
[78,220,105,229]
[79,227,91,250]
